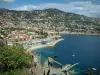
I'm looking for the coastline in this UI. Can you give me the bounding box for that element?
[59,32,100,36]
[26,38,64,53]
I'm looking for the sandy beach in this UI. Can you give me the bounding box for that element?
[26,38,64,53]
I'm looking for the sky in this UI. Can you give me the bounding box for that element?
[0,0,100,18]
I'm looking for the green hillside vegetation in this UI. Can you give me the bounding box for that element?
[0,44,33,75]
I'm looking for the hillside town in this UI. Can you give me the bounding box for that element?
[0,8,100,36]
[0,25,63,50]
[0,8,100,53]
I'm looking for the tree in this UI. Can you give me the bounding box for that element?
[0,44,33,72]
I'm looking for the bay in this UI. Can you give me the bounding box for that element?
[33,34,100,70]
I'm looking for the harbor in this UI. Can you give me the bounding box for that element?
[26,38,64,53]
[29,34,100,75]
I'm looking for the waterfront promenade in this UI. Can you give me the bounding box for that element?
[26,38,64,53]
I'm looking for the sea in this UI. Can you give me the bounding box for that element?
[32,34,100,74]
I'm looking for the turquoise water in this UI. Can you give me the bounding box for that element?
[32,35,100,71]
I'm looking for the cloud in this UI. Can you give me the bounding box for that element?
[0,0,14,4]
[13,1,100,18]
[15,5,37,10]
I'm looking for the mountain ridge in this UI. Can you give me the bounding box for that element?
[0,8,100,34]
